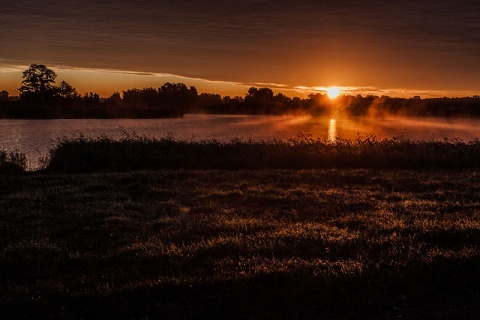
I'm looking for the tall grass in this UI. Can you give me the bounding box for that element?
[44,134,480,173]
[0,149,27,174]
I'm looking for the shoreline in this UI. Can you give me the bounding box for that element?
[3,134,480,174]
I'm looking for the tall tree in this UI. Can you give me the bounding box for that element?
[19,64,58,103]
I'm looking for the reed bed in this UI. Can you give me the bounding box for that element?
[42,134,480,173]
[0,149,27,174]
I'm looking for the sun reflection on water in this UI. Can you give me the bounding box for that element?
[328,119,337,143]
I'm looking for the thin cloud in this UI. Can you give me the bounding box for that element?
[292,85,479,98]
[251,82,289,88]
[2,0,479,92]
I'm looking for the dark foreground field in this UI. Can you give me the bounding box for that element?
[2,169,480,319]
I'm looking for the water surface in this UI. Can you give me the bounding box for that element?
[1,115,480,169]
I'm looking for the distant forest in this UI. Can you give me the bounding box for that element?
[1,64,480,119]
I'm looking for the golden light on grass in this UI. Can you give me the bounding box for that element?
[326,87,341,99]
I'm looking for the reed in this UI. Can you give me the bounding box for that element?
[0,149,27,174]
[43,134,480,173]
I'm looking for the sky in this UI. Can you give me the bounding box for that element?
[1,0,479,98]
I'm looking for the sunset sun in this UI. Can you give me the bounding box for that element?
[327,87,341,99]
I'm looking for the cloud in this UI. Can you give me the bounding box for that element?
[1,0,479,95]
[0,64,28,73]
[245,82,290,89]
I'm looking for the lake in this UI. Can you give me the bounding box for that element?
[2,115,480,169]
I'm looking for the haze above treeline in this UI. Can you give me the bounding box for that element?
[1,64,480,119]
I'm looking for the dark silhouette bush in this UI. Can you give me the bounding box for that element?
[0,150,27,174]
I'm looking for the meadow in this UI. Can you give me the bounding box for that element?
[1,138,480,319]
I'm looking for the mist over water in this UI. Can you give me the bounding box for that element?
[2,115,480,169]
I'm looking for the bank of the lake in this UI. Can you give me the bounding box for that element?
[2,169,480,319]
[3,132,480,174]
[3,115,480,170]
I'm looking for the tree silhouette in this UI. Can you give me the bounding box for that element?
[57,80,78,100]
[107,92,123,107]
[83,92,100,107]
[158,83,198,111]
[0,90,8,101]
[19,64,58,103]
[244,87,275,113]
[122,88,157,109]
[246,87,274,102]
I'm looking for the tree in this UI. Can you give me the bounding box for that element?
[158,83,198,111]
[274,93,291,104]
[244,87,275,114]
[0,90,9,101]
[122,88,145,108]
[19,64,58,103]
[198,93,222,106]
[245,87,274,102]
[107,92,123,107]
[57,80,78,100]
[83,92,100,106]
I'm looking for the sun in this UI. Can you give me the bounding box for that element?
[326,87,341,99]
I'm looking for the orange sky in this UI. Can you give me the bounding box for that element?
[1,1,479,98]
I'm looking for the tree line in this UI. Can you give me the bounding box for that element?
[1,64,480,119]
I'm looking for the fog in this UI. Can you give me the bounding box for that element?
[2,115,480,169]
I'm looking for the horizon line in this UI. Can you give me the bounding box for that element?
[0,63,478,99]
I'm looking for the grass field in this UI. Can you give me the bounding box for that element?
[2,169,480,319]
